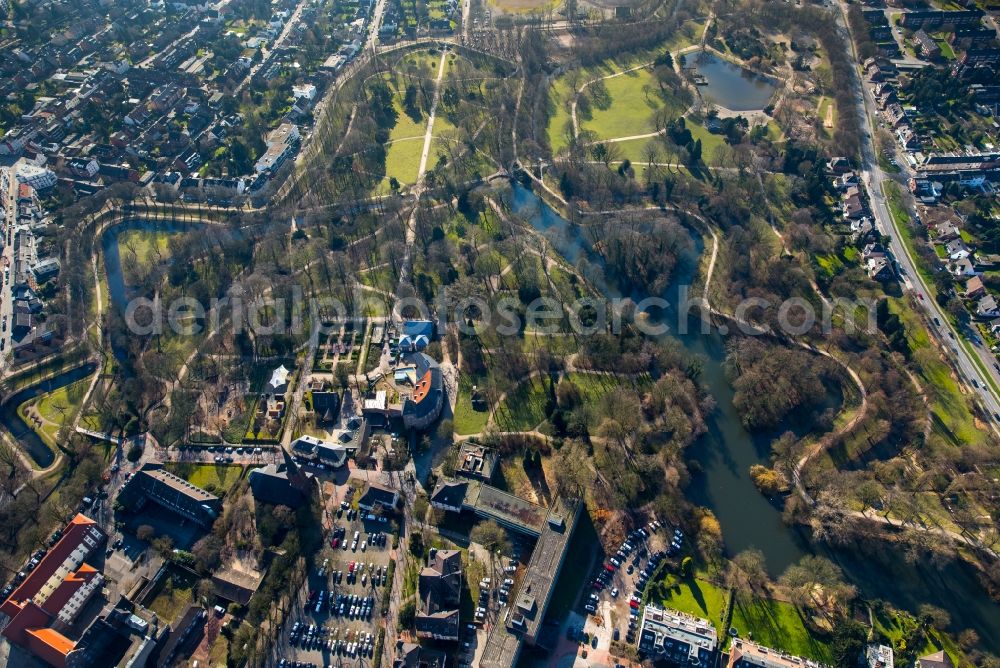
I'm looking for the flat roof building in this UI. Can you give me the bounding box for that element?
[478,497,580,668]
[118,463,221,528]
[728,638,825,668]
[456,442,498,482]
[639,605,718,666]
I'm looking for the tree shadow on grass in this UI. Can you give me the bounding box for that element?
[688,577,710,616]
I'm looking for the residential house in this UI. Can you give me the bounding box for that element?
[882,103,908,129]
[914,30,941,59]
[851,217,874,242]
[827,156,852,173]
[866,254,893,281]
[951,257,976,277]
[918,651,955,668]
[357,481,398,512]
[976,294,1000,318]
[254,122,299,174]
[291,83,317,101]
[966,275,986,298]
[934,221,961,241]
[897,125,921,151]
[946,239,971,260]
[842,187,866,220]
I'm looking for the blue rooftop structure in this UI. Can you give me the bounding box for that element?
[399,320,434,352]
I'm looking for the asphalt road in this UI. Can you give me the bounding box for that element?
[836,1,1000,426]
[1,168,15,369]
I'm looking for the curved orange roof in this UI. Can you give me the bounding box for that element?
[412,369,433,403]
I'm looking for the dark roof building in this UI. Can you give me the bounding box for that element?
[312,390,340,422]
[398,319,434,352]
[899,9,983,30]
[248,449,314,508]
[154,605,205,668]
[118,463,221,528]
[357,481,398,512]
[392,641,446,668]
[415,549,462,641]
[430,479,469,513]
[400,352,443,431]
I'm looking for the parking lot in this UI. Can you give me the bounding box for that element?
[576,521,683,653]
[463,532,534,667]
[276,501,395,667]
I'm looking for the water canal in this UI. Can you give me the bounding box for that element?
[507,182,1000,649]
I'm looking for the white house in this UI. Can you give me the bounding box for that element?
[292,83,317,101]
[15,163,57,190]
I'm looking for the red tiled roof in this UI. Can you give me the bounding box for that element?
[1,514,100,617]
[40,565,98,617]
[412,369,433,403]
[27,627,75,656]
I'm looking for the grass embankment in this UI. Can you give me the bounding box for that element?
[729,595,833,663]
[164,462,244,495]
[888,299,984,447]
[19,378,92,447]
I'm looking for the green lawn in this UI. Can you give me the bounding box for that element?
[20,377,93,447]
[383,137,424,187]
[164,462,244,496]
[888,298,984,446]
[453,373,490,436]
[729,595,832,662]
[148,569,197,624]
[582,68,684,140]
[118,229,172,270]
[548,76,576,155]
[686,118,727,166]
[562,372,645,406]
[647,574,729,634]
[493,375,552,431]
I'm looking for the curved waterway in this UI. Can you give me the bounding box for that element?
[506,183,1000,649]
[0,362,99,468]
[101,219,209,309]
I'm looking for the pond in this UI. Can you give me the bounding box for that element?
[507,182,1000,651]
[0,362,99,468]
[690,51,777,112]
